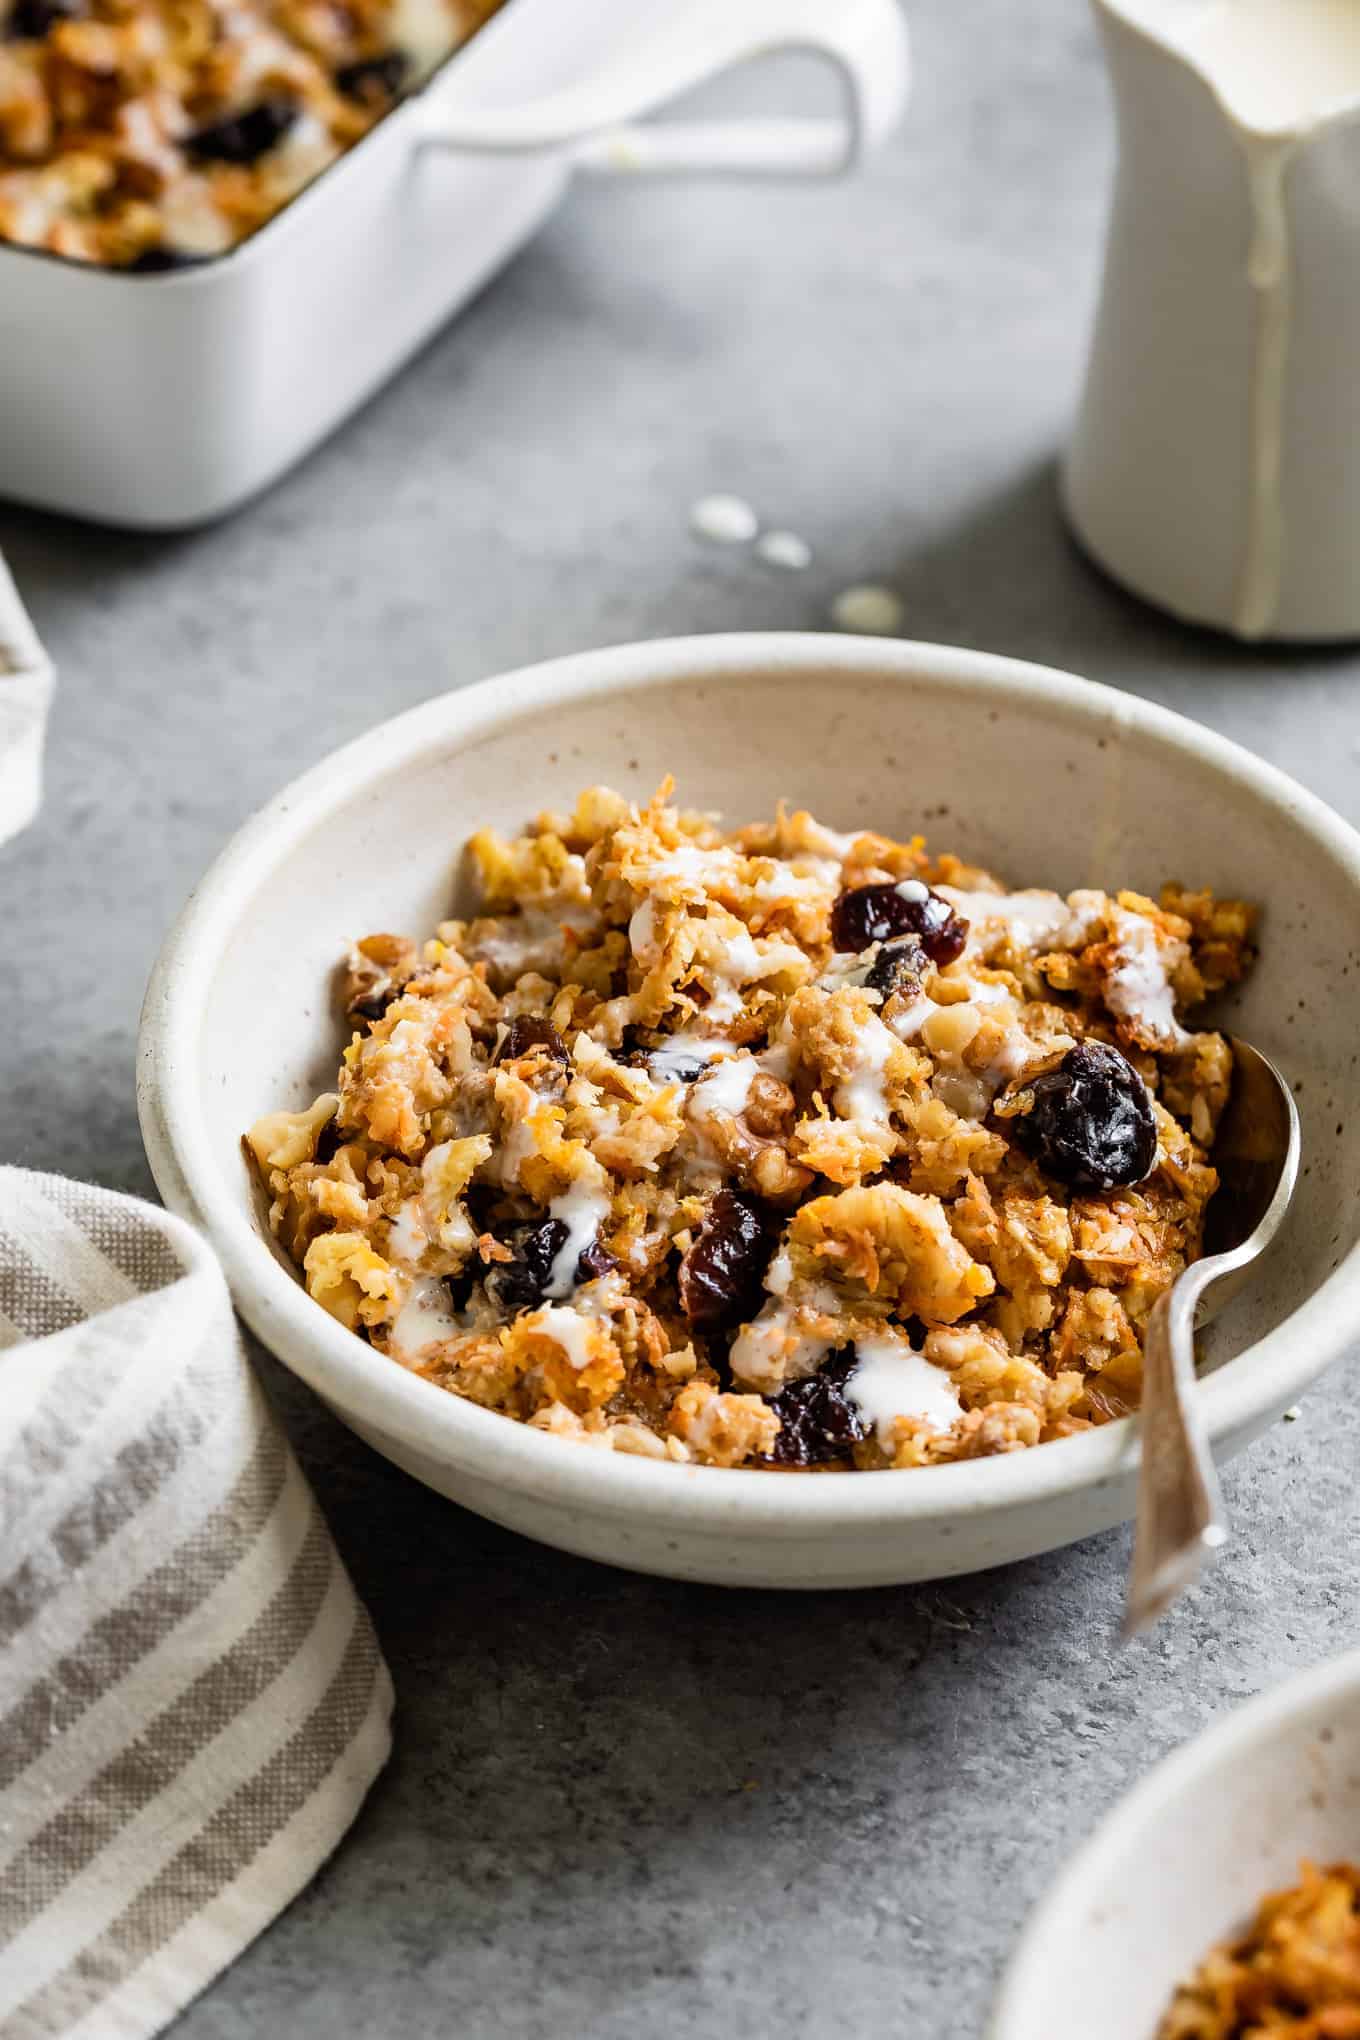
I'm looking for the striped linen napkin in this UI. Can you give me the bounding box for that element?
[0,1168,393,2040]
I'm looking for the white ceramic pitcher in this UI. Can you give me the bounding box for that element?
[1065,0,1360,641]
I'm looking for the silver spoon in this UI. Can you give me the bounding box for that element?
[1123,1037,1300,1638]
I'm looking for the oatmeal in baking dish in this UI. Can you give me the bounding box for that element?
[246,782,1256,1470]
[0,0,500,268]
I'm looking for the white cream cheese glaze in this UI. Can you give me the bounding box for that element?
[845,1331,964,1444]
[388,1276,461,1362]
[834,1013,898,1129]
[545,1181,611,1299]
[690,1054,758,1121]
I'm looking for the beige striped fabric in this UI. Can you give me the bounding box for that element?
[0,1168,393,2040]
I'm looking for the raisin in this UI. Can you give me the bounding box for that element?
[335,49,408,102]
[7,0,81,36]
[444,1267,476,1315]
[125,245,210,273]
[485,1219,567,1313]
[188,97,297,164]
[497,1016,570,1068]
[1004,1040,1157,1191]
[766,1348,868,1466]
[348,987,394,1027]
[313,1118,344,1165]
[485,1217,607,1312]
[612,1029,648,1072]
[864,935,925,1001]
[577,1236,617,1282]
[678,1190,778,1331]
[830,881,966,967]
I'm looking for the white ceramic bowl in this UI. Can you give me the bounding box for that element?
[137,633,1360,1588]
[991,1647,1360,2039]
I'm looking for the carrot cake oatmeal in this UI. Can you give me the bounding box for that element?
[1161,1861,1360,2038]
[246,782,1256,1470]
[0,0,500,267]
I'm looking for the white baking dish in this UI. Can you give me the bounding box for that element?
[0,555,54,847]
[0,0,908,531]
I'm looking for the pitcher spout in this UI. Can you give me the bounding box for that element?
[1095,0,1360,139]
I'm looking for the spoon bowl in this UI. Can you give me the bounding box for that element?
[1200,1037,1303,1296]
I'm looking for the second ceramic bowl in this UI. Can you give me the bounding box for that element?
[137,634,1360,1587]
[991,1648,1360,2038]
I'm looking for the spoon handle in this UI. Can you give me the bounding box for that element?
[1123,1280,1228,1638]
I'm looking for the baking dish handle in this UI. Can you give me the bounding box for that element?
[414,0,909,177]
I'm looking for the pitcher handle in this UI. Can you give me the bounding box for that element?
[414,0,909,178]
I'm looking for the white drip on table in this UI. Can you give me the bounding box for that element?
[690,494,759,545]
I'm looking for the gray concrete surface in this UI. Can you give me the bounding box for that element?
[4,3,1359,2033]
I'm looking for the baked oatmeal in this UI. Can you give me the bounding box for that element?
[1161,1861,1360,2038]
[0,0,500,267]
[246,781,1257,1470]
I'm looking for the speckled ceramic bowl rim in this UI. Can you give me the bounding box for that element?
[137,632,1360,1534]
[988,1644,1360,2037]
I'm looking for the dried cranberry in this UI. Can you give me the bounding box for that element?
[335,49,408,102]
[485,1217,607,1312]
[830,881,966,968]
[7,0,81,36]
[767,1348,868,1466]
[188,98,297,164]
[497,1016,570,1069]
[1005,1041,1157,1191]
[864,935,925,1002]
[678,1190,778,1331]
